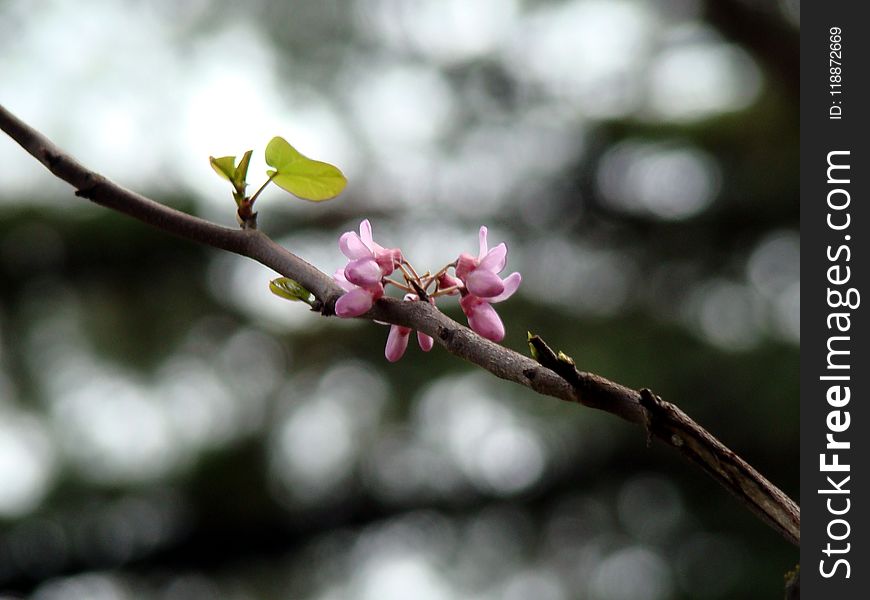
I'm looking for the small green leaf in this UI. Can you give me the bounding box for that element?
[527,331,539,361]
[211,153,253,198]
[269,277,315,304]
[210,155,236,182]
[557,351,575,366]
[234,150,253,190]
[264,136,347,202]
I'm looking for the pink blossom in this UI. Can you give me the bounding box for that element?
[385,325,434,362]
[459,272,521,342]
[455,226,513,298]
[344,257,383,287]
[330,219,522,355]
[416,329,434,352]
[335,219,400,316]
[437,272,462,295]
[333,269,383,317]
[339,219,403,285]
[384,324,412,362]
[384,294,434,362]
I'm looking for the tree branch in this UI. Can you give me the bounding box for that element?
[529,335,799,547]
[0,103,799,547]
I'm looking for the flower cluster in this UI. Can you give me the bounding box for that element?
[333,219,402,318]
[334,220,521,361]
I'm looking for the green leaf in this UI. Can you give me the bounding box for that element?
[269,277,315,304]
[264,136,347,202]
[234,150,253,190]
[210,155,236,182]
[210,152,253,198]
[264,136,302,170]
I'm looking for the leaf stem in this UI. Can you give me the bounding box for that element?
[248,172,278,206]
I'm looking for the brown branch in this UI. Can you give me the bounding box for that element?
[529,336,800,547]
[0,103,799,546]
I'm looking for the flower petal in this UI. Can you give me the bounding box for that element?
[459,293,482,317]
[478,226,489,259]
[385,325,411,362]
[345,257,383,286]
[478,242,507,273]
[438,273,462,295]
[466,268,505,298]
[374,248,403,275]
[333,268,356,292]
[454,253,477,281]
[359,219,376,248]
[467,301,505,342]
[489,272,521,303]
[417,331,434,352]
[340,231,372,260]
[335,287,374,317]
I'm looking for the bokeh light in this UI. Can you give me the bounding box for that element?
[597,140,721,220]
[0,414,56,518]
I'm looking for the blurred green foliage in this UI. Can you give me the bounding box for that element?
[0,0,798,598]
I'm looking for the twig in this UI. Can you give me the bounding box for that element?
[529,335,800,546]
[0,103,799,546]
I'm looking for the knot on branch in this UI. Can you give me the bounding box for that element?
[527,334,580,385]
[73,172,105,198]
[320,293,342,317]
[438,326,455,342]
[236,205,258,230]
[42,147,63,171]
[639,388,665,447]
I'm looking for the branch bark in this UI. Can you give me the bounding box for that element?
[0,103,799,547]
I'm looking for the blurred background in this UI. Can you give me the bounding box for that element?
[0,0,798,598]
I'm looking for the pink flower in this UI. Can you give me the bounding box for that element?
[344,257,383,287]
[384,325,412,362]
[334,219,401,316]
[455,226,513,298]
[329,218,522,354]
[339,219,403,286]
[384,294,434,362]
[385,326,435,362]
[437,272,462,295]
[333,269,384,317]
[459,272,521,342]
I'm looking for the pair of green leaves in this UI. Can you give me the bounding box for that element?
[210,136,347,204]
[210,150,253,205]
